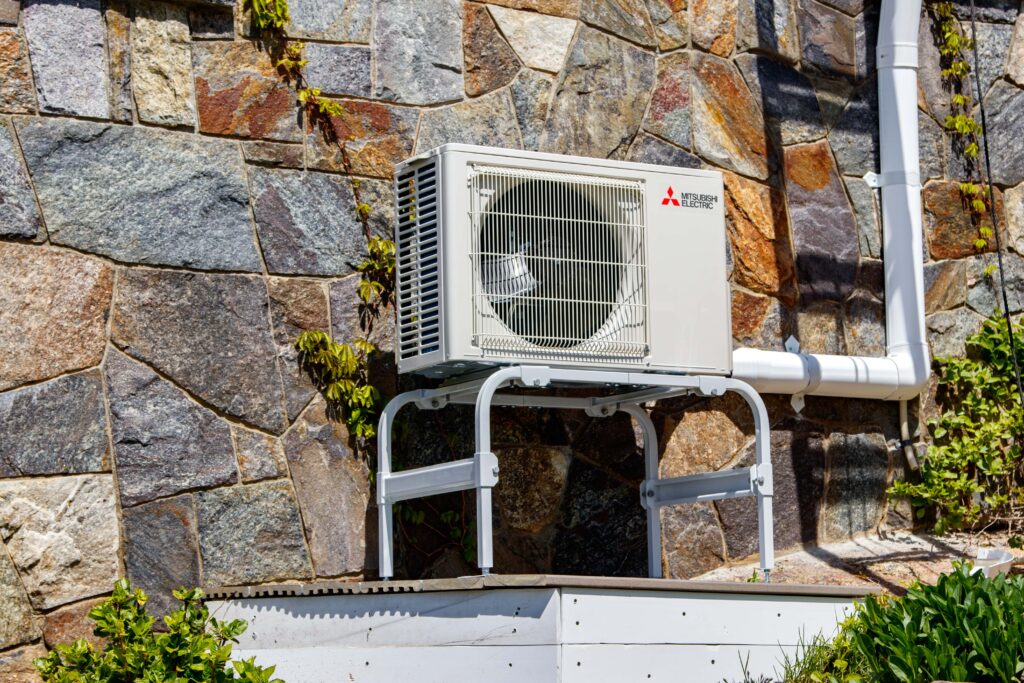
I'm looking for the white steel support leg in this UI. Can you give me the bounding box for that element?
[376,390,431,580]
[621,405,662,579]
[725,379,775,581]
[472,367,525,575]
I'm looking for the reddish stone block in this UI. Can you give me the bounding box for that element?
[193,41,301,142]
[0,29,35,114]
[306,100,418,178]
[924,180,1002,260]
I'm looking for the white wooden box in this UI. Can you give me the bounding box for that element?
[207,575,873,682]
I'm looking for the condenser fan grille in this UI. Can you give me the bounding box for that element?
[469,165,649,361]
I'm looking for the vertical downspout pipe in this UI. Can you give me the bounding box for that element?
[731,0,930,401]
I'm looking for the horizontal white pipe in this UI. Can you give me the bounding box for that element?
[731,0,930,402]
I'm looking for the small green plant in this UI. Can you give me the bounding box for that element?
[244,0,397,448]
[778,625,867,683]
[722,653,774,683]
[246,0,289,30]
[35,578,282,683]
[929,1,997,248]
[295,330,382,442]
[890,315,1024,539]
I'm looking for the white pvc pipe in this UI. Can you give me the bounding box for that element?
[732,0,930,401]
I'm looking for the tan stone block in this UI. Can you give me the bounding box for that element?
[724,171,795,303]
[0,475,120,610]
[0,29,35,114]
[105,0,133,122]
[0,643,47,683]
[486,0,580,18]
[692,0,737,57]
[731,288,773,342]
[132,0,195,127]
[691,52,768,180]
[488,5,575,74]
[193,41,301,142]
[306,100,417,178]
[464,3,520,96]
[659,393,753,479]
[797,301,844,355]
[42,598,105,649]
[0,244,112,391]
[0,546,40,650]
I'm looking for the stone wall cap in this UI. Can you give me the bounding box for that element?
[206,573,881,601]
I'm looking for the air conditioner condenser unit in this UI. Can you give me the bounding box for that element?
[393,144,731,378]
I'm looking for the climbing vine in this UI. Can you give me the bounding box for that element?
[929,1,996,250]
[245,0,479,569]
[889,315,1024,547]
[246,0,396,446]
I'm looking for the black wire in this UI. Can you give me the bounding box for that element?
[968,0,1024,409]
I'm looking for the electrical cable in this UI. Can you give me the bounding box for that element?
[968,0,1024,410]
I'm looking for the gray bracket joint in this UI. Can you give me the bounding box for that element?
[752,462,773,497]
[474,451,500,488]
[416,396,449,410]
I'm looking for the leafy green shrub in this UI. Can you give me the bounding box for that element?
[848,564,1024,682]
[35,579,283,683]
[783,565,1024,683]
[890,314,1024,540]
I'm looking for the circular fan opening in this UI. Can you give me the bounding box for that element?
[479,179,630,349]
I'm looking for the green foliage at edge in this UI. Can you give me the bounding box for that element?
[295,330,382,442]
[247,0,289,30]
[782,565,1024,683]
[35,578,284,683]
[890,314,1024,538]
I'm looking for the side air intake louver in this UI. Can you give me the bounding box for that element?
[396,159,441,360]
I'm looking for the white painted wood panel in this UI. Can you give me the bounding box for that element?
[233,645,561,683]
[561,644,796,682]
[560,588,851,646]
[207,588,559,649]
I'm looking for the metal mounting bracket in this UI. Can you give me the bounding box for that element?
[375,366,775,583]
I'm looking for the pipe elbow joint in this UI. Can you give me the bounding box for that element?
[887,343,932,400]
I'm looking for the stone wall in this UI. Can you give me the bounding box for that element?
[1,0,1024,672]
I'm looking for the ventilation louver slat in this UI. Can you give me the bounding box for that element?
[396,160,441,360]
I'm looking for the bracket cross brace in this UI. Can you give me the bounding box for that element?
[379,453,499,503]
[640,463,773,510]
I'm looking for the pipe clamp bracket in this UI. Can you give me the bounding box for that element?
[864,170,921,189]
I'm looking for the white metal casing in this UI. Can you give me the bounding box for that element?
[394,144,732,377]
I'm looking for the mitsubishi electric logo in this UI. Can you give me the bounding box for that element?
[661,186,718,211]
[661,186,681,206]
